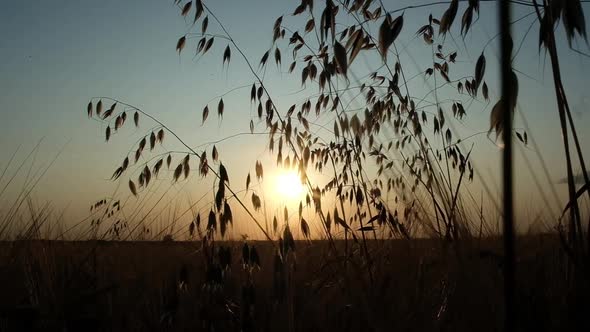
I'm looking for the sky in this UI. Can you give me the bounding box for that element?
[1,0,589,239]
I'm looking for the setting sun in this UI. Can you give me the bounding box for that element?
[274,169,305,201]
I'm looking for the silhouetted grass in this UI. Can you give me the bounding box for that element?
[0,236,587,331]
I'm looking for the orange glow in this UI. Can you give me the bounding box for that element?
[274,169,305,201]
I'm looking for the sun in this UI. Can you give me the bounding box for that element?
[274,169,305,201]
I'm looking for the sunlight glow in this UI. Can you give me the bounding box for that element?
[275,169,305,201]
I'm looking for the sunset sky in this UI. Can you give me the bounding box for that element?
[1,0,589,239]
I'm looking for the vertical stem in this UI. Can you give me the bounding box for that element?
[286,257,294,332]
[531,0,583,258]
[561,93,590,250]
[499,1,516,331]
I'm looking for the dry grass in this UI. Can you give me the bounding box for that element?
[0,236,586,331]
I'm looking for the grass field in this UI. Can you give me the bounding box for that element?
[0,236,586,331]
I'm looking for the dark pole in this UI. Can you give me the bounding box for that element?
[499,0,516,331]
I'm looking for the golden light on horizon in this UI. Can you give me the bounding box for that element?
[274,169,305,201]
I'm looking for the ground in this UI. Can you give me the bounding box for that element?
[0,236,587,331]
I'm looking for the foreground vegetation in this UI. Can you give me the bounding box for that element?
[0,236,585,331]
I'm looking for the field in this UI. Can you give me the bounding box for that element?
[0,236,586,331]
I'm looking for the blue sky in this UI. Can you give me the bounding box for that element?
[1,0,589,238]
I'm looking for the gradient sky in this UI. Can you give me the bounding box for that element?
[1,0,589,239]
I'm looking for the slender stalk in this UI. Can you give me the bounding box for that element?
[531,0,583,258]
[559,70,590,254]
[499,1,516,331]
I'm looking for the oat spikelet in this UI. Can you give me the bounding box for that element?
[111,166,123,180]
[115,116,123,130]
[301,218,310,239]
[143,165,152,186]
[194,0,204,22]
[251,192,261,211]
[153,158,163,176]
[122,157,129,171]
[181,1,191,16]
[260,50,269,68]
[183,154,190,179]
[223,45,231,67]
[255,160,263,180]
[129,180,137,196]
[274,47,281,66]
[176,35,186,54]
[157,129,165,143]
[149,132,156,151]
[135,149,141,163]
[96,99,103,117]
[202,16,208,34]
[139,137,146,152]
[218,98,224,118]
[167,154,172,168]
[474,52,486,93]
[439,0,459,36]
[202,105,209,124]
[173,163,183,182]
[212,145,218,161]
[333,41,347,77]
[204,37,214,53]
